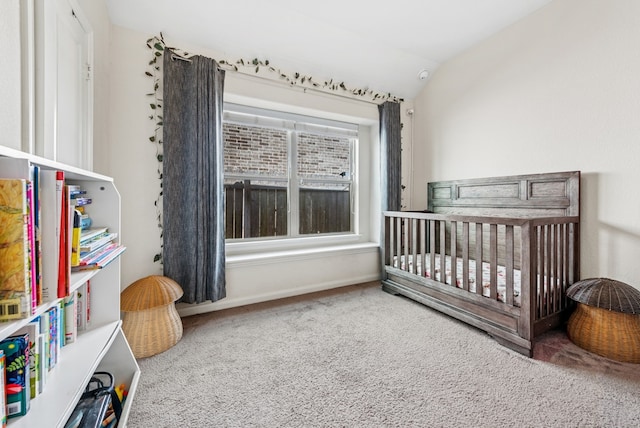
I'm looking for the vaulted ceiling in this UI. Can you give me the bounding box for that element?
[107,0,552,100]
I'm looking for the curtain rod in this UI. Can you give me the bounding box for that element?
[227,67,392,106]
[169,51,396,106]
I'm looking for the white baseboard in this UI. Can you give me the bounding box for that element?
[176,273,381,317]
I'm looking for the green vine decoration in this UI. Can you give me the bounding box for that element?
[218,58,404,103]
[146,34,165,263]
[145,34,403,262]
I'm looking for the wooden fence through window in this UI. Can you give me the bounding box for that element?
[225,180,350,238]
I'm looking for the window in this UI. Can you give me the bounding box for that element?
[223,103,357,240]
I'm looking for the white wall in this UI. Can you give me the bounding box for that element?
[0,0,25,151]
[413,0,640,287]
[76,0,111,175]
[109,26,383,313]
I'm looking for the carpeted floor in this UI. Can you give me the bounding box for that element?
[127,282,640,428]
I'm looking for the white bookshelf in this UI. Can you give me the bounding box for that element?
[0,145,140,427]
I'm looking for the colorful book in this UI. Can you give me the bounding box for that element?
[26,181,37,315]
[57,184,71,299]
[15,322,41,399]
[64,290,78,345]
[73,197,92,206]
[32,165,43,307]
[0,334,30,418]
[79,242,118,265]
[0,179,31,320]
[79,232,118,253]
[71,210,82,267]
[0,349,6,427]
[48,306,59,368]
[79,227,108,243]
[72,245,126,272]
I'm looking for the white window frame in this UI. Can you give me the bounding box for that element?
[224,103,361,251]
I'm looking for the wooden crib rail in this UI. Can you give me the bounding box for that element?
[382,211,580,320]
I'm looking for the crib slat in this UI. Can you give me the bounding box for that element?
[550,225,559,313]
[539,225,544,317]
[420,219,426,278]
[403,217,410,272]
[430,220,436,280]
[390,216,396,267]
[396,217,402,271]
[489,224,497,300]
[451,221,457,287]
[536,226,543,319]
[545,225,551,317]
[462,222,470,292]
[505,225,514,306]
[440,220,446,284]
[476,223,483,295]
[555,224,562,313]
[411,218,418,275]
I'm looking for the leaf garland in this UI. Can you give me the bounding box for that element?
[218,58,404,103]
[146,34,165,264]
[145,33,403,262]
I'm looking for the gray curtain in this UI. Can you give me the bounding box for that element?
[162,50,226,304]
[379,101,402,212]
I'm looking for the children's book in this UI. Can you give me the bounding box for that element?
[64,290,78,345]
[0,349,6,427]
[71,210,82,267]
[0,179,31,320]
[15,322,41,399]
[39,169,62,303]
[76,281,89,331]
[0,333,30,418]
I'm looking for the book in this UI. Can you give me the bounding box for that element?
[38,314,50,375]
[15,322,41,399]
[45,306,59,370]
[0,349,6,427]
[0,179,31,320]
[73,197,92,206]
[79,242,118,266]
[0,334,30,418]
[79,232,117,253]
[76,281,89,331]
[26,181,37,315]
[0,160,39,313]
[57,184,72,299]
[71,210,82,267]
[32,165,43,307]
[72,245,126,272]
[80,214,92,230]
[39,170,62,303]
[79,227,108,244]
[35,332,46,394]
[64,290,78,345]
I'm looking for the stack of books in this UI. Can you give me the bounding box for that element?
[72,227,126,272]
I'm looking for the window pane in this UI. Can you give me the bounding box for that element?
[224,178,288,239]
[299,182,351,235]
[297,133,351,180]
[223,123,287,177]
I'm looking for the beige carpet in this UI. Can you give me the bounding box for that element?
[127,282,640,427]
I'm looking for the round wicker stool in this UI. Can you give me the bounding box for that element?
[121,275,184,358]
[566,278,640,363]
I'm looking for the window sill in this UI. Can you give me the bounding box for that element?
[226,238,378,267]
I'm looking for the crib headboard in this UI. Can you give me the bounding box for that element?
[427,171,580,218]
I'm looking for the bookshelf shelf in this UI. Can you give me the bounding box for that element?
[0,146,140,427]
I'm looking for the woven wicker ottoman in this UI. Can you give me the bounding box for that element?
[566,278,640,363]
[121,275,184,358]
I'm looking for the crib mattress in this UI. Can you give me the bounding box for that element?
[395,254,522,306]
